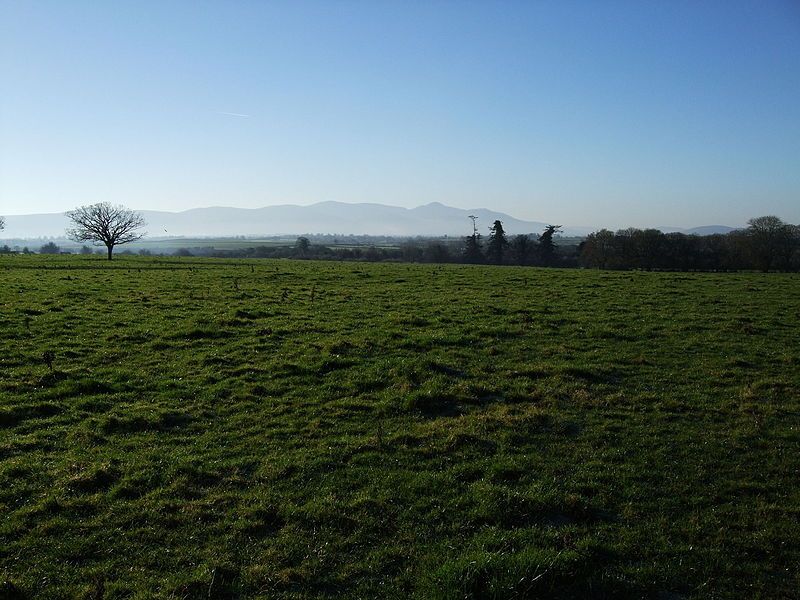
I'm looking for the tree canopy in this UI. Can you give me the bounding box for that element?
[746,216,798,271]
[578,217,800,271]
[538,225,562,266]
[66,203,146,260]
[486,220,508,264]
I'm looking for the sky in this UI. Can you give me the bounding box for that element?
[1,0,799,229]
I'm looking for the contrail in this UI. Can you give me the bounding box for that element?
[216,111,251,118]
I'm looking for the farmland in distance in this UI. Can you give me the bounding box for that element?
[1,255,798,598]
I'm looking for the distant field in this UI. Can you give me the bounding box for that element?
[5,236,410,255]
[1,255,798,598]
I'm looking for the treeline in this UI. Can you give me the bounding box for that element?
[579,216,800,272]
[174,223,579,267]
[124,215,800,271]
[248,216,797,272]
[4,215,798,272]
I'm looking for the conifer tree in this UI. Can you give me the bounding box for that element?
[486,220,508,264]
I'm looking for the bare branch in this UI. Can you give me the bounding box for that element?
[65,203,146,260]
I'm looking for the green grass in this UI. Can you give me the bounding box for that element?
[1,255,798,599]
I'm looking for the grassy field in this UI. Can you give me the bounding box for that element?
[1,255,798,599]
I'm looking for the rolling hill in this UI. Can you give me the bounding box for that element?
[0,201,736,239]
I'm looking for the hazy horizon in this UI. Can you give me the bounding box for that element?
[2,1,799,229]
[0,200,750,242]
[0,199,752,231]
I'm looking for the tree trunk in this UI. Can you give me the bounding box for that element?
[107,244,113,261]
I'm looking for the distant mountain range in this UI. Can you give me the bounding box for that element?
[674,225,736,236]
[0,201,736,239]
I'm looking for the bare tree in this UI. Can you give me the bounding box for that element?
[467,215,478,237]
[746,215,796,271]
[66,203,146,260]
[580,229,615,269]
[462,215,483,264]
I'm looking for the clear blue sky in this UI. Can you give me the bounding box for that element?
[1,0,799,228]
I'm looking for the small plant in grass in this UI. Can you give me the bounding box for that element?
[0,579,23,599]
[375,417,384,450]
[42,350,56,371]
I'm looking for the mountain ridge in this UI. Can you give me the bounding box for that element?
[0,201,735,239]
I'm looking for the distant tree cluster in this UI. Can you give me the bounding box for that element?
[196,242,398,262]
[580,216,800,272]
[457,220,566,267]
